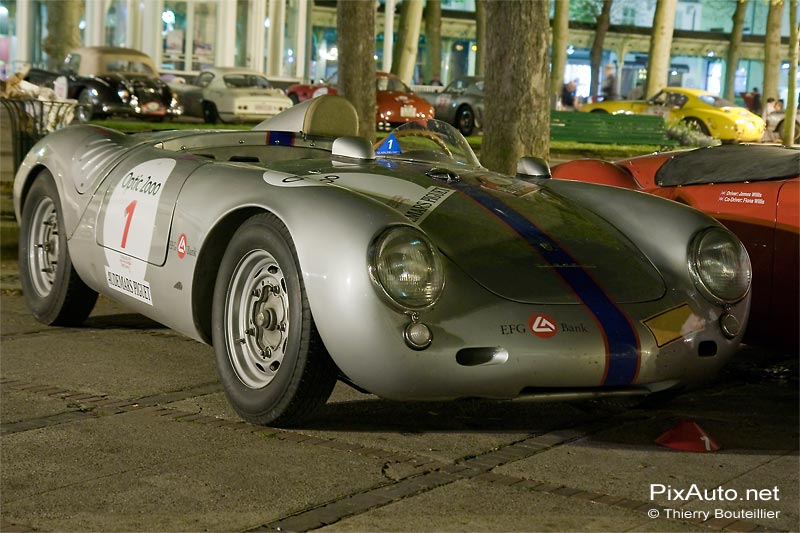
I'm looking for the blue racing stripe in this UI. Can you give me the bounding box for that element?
[451,181,640,386]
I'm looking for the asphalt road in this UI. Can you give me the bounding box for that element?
[0,258,798,533]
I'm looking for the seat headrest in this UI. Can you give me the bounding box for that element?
[253,95,359,137]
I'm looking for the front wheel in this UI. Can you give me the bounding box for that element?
[19,171,98,325]
[211,213,337,426]
[455,105,475,136]
[75,90,96,123]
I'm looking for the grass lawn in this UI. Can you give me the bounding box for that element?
[90,118,667,160]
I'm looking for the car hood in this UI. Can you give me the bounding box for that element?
[378,91,433,112]
[100,73,166,91]
[283,160,666,305]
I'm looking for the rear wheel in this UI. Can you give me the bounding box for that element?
[288,93,299,105]
[682,117,710,136]
[203,101,220,124]
[211,213,337,426]
[19,171,98,325]
[775,120,800,143]
[455,105,475,136]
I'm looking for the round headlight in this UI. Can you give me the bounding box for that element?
[689,227,751,304]
[369,226,444,311]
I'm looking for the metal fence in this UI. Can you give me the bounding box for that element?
[0,98,80,176]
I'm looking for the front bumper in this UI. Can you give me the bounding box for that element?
[313,257,749,402]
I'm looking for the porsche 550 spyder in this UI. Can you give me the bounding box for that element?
[14,95,752,426]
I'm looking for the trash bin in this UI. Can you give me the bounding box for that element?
[0,98,79,183]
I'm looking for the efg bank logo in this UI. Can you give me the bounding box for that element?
[528,314,558,338]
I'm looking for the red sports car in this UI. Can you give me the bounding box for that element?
[286,71,434,131]
[551,144,799,348]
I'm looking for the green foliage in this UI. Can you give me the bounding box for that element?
[570,0,603,22]
[665,122,719,147]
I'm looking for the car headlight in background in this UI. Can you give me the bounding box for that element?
[369,226,444,311]
[689,227,751,305]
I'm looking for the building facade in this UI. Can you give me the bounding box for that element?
[0,0,796,105]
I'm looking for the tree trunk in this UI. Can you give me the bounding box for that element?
[391,0,424,84]
[475,0,486,77]
[337,0,376,142]
[424,0,442,84]
[550,0,570,108]
[645,0,678,98]
[724,0,748,102]
[763,0,784,103]
[783,0,798,146]
[482,0,550,174]
[43,0,83,69]
[589,0,612,101]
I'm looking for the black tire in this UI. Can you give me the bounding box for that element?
[18,171,98,326]
[203,101,220,124]
[455,105,475,136]
[590,109,609,113]
[76,89,95,123]
[288,93,300,106]
[775,120,800,143]
[211,213,337,426]
[682,117,710,136]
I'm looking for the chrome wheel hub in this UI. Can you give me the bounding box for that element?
[28,197,59,297]
[225,250,290,389]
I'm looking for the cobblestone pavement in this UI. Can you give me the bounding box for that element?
[0,263,798,532]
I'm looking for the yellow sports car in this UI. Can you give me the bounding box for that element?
[581,87,765,142]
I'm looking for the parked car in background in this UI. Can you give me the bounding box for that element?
[580,87,764,143]
[13,95,752,425]
[172,67,292,124]
[765,109,800,143]
[286,71,434,130]
[26,46,182,123]
[285,71,338,104]
[434,76,484,136]
[551,144,799,348]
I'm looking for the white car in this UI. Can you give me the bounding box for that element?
[175,67,292,124]
[765,109,800,143]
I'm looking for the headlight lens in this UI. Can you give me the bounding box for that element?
[689,228,751,304]
[370,226,444,311]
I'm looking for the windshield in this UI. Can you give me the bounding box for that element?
[698,94,735,108]
[374,120,481,167]
[223,74,272,89]
[377,76,411,93]
[104,58,155,75]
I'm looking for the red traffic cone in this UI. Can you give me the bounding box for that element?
[656,420,721,453]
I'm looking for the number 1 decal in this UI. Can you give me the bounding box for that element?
[121,200,137,248]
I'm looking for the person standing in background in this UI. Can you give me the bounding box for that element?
[627,81,644,100]
[601,64,618,101]
[560,80,578,110]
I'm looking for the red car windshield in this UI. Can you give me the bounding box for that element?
[377,76,411,93]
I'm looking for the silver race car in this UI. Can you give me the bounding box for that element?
[14,95,752,426]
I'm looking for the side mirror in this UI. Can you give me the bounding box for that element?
[517,156,551,180]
